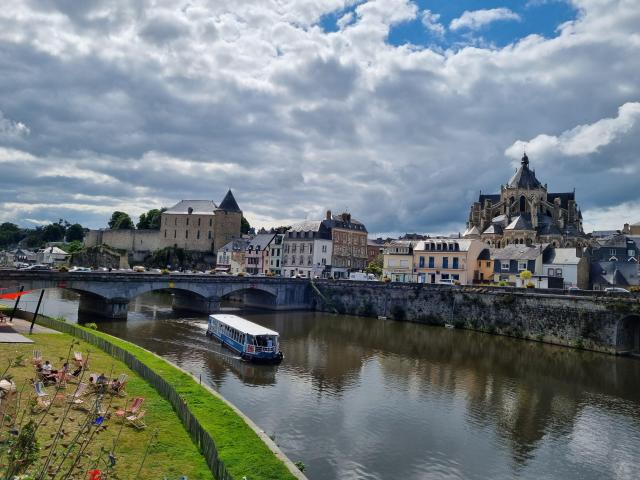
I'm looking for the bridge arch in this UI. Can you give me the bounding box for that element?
[616,315,640,355]
[219,286,279,310]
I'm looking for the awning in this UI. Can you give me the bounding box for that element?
[0,290,34,300]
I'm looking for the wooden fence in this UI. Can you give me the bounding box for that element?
[35,315,234,480]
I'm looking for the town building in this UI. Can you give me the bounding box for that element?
[382,240,415,282]
[476,249,493,284]
[244,233,277,275]
[36,246,70,267]
[491,244,553,286]
[542,248,590,289]
[412,239,487,285]
[85,190,242,256]
[216,237,250,275]
[325,211,368,278]
[282,221,333,278]
[623,222,640,236]
[465,154,587,248]
[589,234,639,289]
[367,239,385,265]
[268,234,284,275]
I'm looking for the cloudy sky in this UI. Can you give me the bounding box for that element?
[0,0,638,235]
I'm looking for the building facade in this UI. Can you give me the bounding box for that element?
[412,239,487,285]
[542,248,590,289]
[216,238,250,275]
[244,233,276,275]
[326,211,368,278]
[382,240,415,282]
[282,221,333,278]
[466,154,587,248]
[491,244,550,285]
[268,234,284,275]
[589,234,639,288]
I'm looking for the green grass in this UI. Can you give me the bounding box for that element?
[0,332,212,479]
[42,319,298,480]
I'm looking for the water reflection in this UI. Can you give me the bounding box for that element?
[3,289,640,480]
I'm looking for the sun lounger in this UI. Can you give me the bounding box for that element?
[32,350,42,366]
[125,409,146,429]
[114,396,144,421]
[67,382,88,408]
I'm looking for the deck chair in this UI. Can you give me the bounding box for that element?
[125,409,146,429]
[73,351,85,367]
[32,350,43,367]
[114,396,144,421]
[33,381,51,410]
[67,382,88,408]
[112,374,128,396]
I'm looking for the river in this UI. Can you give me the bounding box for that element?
[3,289,640,480]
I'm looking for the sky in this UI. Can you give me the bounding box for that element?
[0,0,639,236]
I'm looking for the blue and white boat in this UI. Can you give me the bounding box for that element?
[206,314,283,364]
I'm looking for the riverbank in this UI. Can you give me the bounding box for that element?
[10,308,303,480]
[0,327,212,478]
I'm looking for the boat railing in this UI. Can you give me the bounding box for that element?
[248,345,276,353]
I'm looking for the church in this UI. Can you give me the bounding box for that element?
[464,154,587,248]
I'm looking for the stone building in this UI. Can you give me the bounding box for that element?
[412,238,488,285]
[216,237,250,274]
[244,233,277,275]
[325,211,368,277]
[382,240,415,283]
[465,154,587,248]
[86,190,242,256]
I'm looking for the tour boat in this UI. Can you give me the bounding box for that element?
[206,314,283,364]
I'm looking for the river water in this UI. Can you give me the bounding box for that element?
[3,289,640,480]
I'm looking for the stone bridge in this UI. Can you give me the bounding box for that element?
[0,271,313,320]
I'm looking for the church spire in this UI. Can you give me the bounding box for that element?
[521,152,529,167]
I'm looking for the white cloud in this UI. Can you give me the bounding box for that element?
[421,10,445,37]
[0,112,30,140]
[450,8,521,31]
[505,102,640,160]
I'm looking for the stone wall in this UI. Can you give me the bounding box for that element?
[312,282,640,355]
[84,229,161,252]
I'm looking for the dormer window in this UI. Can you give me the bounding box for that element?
[609,256,618,262]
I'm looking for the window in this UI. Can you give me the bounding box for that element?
[629,250,636,257]
[309,244,313,254]
[209,218,212,227]
[299,256,303,264]
[174,230,176,238]
[555,268,562,277]
[442,257,449,269]
[428,256,435,268]
[400,260,409,267]
[501,261,510,271]
[441,274,450,280]
[548,268,555,276]
[518,261,527,271]
[322,245,327,253]
[164,230,167,238]
[185,230,189,239]
[197,231,200,239]
[174,218,177,226]
[486,262,491,268]
[452,257,459,269]
[198,218,201,226]
[186,218,189,226]
[208,231,212,239]
[389,259,398,267]
[452,274,459,281]
[321,258,326,265]
[419,256,425,268]
[308,256,312,265]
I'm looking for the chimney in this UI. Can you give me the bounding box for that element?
[623,223,630,234]
[342,212,351,223]
[326,210,332,220]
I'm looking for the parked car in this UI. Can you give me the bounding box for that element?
[437,278,456,285]
[566,286,581,293]
[23,264,50,271]
[132,265,145,272]
[69,266,92,272]
[604,287,631,294]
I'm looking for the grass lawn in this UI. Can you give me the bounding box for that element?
[0,332,212,479]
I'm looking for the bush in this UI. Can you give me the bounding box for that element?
[526,282,535,288]
[236,272,245,277]
[498,281,508,287]
[85,322,98,330]
[161,268,170,275]
[57,265,69,272]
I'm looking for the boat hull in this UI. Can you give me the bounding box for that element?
[207,330,283,364]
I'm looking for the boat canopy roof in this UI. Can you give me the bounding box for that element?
[209,314,279,336]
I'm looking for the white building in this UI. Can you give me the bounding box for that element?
[282,221,333,278]
[216,238,250,275]
[37,246,70,266]
[542,247,590,289]
[268,234,284,275]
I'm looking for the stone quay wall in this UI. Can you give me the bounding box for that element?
[312,281,640,355]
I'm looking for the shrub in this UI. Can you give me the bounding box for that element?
[85,322,98,330]
[161,268,170,275]
[498,281,508,287]
[526,282,535,288]
[236,272,245,277]
[295,461,306,473]
[58,265,69,272]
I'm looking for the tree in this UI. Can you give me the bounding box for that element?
[241,216,251,234]
[137,208,166,229]
[41,222,66,242]
[66,223,85,241]
[365,254,383,277]
[519,269,532,287]
[108,211,134,230]
[0,222,24,248]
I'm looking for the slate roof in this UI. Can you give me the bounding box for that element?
[165,200,217,215]
[477,248,491,260]
[463,226,480,237]
[483,224,503,235]
[538,221,561,236]
[415,239,475,252]
[219,238,250,252]
[543,248,582,265]
[505,215,534,231]
[508,155,543,189]
[328,214,367,232]
[491,244,548,261]
[218,190,241,212]
[547,192,575,209]
[246,233,276,251]
[478,194,501,204]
